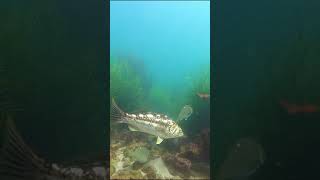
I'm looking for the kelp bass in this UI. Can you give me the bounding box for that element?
[111,98,185,144]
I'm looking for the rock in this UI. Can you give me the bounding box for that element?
[69,167,83,176]
[92,166,107,177]
[128,147,150,163]
[163,153,192,172]
[175,156,192,171]
[144,157,180,179]
[51,163,60,171]
[132,161,144,170]
[111,169,144,179]
[141,166,156,179]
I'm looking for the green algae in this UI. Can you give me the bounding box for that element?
[128,147,150,164]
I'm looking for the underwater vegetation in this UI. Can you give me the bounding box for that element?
[110,55,210,134]
[181,65,210,135]
[111,56,186,120]
[110,55,210,179]
[110,56,150,112]
[185,65,210,95]
[146,85,180,119]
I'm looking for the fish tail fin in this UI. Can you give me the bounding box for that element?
[0,114,51,179]
[176,105,193,123]
[110,97,126,123]
[176,107,185,122]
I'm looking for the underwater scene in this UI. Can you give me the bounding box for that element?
[213,0,320,179]
[0,1,108,179]
[110,1,210,179]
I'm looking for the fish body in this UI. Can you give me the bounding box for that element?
[111,98,184,144]
[197,93,210,100]
[279,100,319,114]
[176,105,193,122]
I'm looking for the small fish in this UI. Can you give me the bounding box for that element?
[111,98,184,144]
[217,138,265,180]
[176,105,193,122]
[197,93,210,100]
[279,100,319,114]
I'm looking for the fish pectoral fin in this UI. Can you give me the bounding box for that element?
[156,136,164,144]
[128,125,138,131]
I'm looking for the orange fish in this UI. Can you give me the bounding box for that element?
[197,93,210,100]
[279,100,319,114]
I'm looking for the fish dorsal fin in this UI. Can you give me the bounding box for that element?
[156,136,164,144]
[128,125,138,131]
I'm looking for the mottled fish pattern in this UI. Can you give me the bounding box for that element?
[111,98,184,144]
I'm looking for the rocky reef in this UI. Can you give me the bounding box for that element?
[110,125,210,179]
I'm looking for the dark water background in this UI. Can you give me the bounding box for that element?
[214,0,320,178]
[0,0,108,162]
